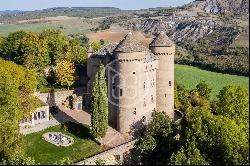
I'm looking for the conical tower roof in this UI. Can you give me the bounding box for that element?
[88,45,95,53]
[150,31,174,47]
[115,32,146,53]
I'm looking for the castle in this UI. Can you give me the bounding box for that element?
[87,31,175,134]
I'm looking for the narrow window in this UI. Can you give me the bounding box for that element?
[165,94,167,98]
[144,82,146,89]
[38,112,41,119]
[151,95,154,103]
[133,111,137,115]
[142,116,146,122]
[120,89,123,96]
[169,81,172,86]
[34,113,37,120]
[133,71,136,75]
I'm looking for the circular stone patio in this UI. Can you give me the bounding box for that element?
[42,132,74,147]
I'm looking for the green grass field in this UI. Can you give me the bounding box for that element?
[23,123,103,165]
[175,64,249,98]
[0,23,59,36]
[0,19,98,36]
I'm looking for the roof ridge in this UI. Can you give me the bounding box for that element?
[114,32,146,53]
[150,31,174,47]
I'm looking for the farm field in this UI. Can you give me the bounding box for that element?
[23,123,104,165]
[86,29,153,47]
[0,16,100,36]
[175,64,249,98]
[230,31,249,48]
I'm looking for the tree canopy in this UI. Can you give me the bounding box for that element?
[137,81,249,165]
[0,59,38,163]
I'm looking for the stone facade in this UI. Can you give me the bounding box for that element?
[19,105,50,128]
[34,88,84,109]
[87,32,175,134]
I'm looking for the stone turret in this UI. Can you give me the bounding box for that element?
[87,46,94,58]
[113,32,148,134]
[149,31,175,118]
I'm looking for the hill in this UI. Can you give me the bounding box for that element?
[0,0,249,76]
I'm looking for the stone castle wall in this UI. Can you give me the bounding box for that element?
[114,51,157,134]
[76,140,136,165]
[35,88,84,107]
[150,46,175,118]
[86,32,176,134]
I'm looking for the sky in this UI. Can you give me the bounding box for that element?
[0,0,194,11]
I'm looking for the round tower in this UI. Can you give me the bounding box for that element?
[113,32,147,134]
[149,31,175,118]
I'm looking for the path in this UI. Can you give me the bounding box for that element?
[58,105,130,148]
[21,105,130,148]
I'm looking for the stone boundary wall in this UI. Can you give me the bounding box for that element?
[76,140,137,165]
[35,88,84,107]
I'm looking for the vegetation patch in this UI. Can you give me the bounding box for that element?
[23,123,104,165]
[175,64,249,98]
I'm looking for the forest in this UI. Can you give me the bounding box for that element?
[136,82,249,165]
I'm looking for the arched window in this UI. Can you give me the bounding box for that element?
[120,89,123,96]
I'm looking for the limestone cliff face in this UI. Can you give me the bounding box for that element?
[193,0,249,15]
[125,17,238,45]
[123,0,248,46]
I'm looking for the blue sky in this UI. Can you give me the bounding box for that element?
[0,0,194,11]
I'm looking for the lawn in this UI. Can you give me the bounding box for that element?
[175,64,249,98]
[23,122,104,165]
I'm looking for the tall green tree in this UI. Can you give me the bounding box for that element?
[136,112,176,165]
[55,60,76,89]
[19,32,50,70]
[216,85,249,128]
[195,81,212,100]
[0,31,27,61]
[0,59,38,163]
[91,64,108,139]
[170,141,209,165]
[186,107,249,165]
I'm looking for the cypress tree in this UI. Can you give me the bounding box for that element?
[98,64,108,138]
[90,64,108,139]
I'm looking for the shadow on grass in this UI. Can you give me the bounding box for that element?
[60,122,93,140]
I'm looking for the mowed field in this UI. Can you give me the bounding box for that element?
[0,16,100,36]
[175,64,249,98]
[230,31,249,48]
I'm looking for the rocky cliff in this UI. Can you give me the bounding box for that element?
[192,0,249,15]
[124,15,238,46]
